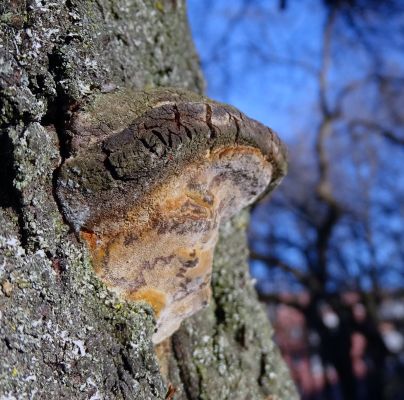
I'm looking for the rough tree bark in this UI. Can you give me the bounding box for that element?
[0,1,297,399]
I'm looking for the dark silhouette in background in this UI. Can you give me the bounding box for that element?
[188,0,404,398]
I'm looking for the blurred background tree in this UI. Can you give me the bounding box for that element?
[188,1,404,399]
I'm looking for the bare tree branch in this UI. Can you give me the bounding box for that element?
[349,119,404,146]
[249,251,327,293]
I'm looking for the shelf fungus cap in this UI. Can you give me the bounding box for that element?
[56,88,287,343]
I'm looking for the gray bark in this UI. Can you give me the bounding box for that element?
[0,1,298,399]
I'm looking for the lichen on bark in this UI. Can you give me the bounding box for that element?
[163,211,298,399]
[0,0,297,399]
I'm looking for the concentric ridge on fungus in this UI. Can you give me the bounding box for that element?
[56,88,287,343]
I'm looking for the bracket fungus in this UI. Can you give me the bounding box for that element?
[56,88,287,343]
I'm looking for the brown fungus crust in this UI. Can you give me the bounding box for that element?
[56,88,287,343]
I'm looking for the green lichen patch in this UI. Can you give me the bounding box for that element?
[0,205,165,399]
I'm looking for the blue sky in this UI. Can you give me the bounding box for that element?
[187,0,404,292]
[188,0,325,141]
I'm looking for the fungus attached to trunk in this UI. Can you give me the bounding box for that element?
[56,88,287,343]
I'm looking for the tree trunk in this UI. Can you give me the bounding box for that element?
[0,1,297,399]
